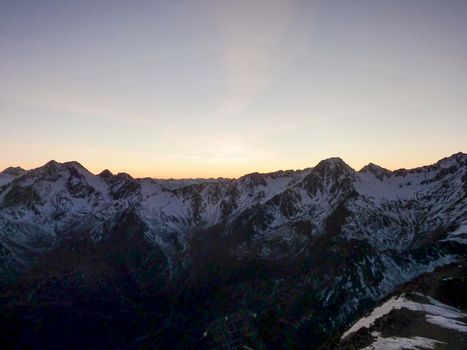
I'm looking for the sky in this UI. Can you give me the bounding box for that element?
[1,0,466,178]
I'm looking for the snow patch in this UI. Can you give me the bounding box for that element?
[360,335,443,350]
[342,293,467,339]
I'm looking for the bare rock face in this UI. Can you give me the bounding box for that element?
[0,153,466,348]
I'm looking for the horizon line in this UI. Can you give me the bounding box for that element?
[2,152,465,181]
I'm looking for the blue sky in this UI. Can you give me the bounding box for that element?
[1,0,466,177]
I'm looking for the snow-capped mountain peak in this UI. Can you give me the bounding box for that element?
[0,153,465,348]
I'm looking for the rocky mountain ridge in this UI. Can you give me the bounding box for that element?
[0,153,466,348]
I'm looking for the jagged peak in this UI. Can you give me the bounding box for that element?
[239,172,267,186]
[360,162,381,170]
[238,171,262,179]
[27,160,93,179]
[313,157,354,174]
[359,162,392,180]
[63,160,87,170]
[391,152,467,176]
[435,152,467,168]
[35,160,64,175]
[44,159,59,167]
[1,166,27,176]
[317,157,348,166]
[448,151,466,158]
[99,169,114,179]
[116,172,133,181]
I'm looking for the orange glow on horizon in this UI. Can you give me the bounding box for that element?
[1,151,463,180]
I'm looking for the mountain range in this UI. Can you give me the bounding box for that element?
[0,153,466,349]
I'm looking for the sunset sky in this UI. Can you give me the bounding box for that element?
[1,0,466,178]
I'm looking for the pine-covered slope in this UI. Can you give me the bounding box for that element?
[0,153,466,348]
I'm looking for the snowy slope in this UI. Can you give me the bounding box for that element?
[340,292,467,350]
[0,154,465,278]
[342,293,467,339]
[0,153,466,348]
